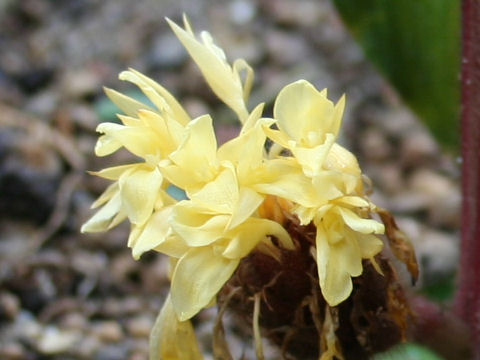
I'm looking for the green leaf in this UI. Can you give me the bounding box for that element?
[333,0,460,149]
[374,343,445,360]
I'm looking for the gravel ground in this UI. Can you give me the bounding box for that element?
[0,0,459,359]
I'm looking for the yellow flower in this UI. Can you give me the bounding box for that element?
[167,15,253,123]
[313,198,384,306]
[265,80,345,177]
[82,70,189,234]
[259,79,384,306]
[81,16,398,360]
[165,120,294,320]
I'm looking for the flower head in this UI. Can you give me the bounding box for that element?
[79,16,410,360]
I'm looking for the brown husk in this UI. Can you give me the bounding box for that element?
[218,216,413,360]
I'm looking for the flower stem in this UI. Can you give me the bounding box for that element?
[454,0,480,356]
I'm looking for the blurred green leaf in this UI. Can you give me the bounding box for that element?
[421,273,456,302]
[374,343,445,360]
[333,0,460,149]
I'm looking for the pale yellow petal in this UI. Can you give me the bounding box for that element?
[291,133,335,176]
[129,206,182,259]
[90,182,119,209]
[253,159,321,207]
[334,196,369,208]
[117,114,141,127]
[232,58,254,103]
[90,164,136,180]
[316,227,360,306]
[218,119,272,183]
[150,294,203,360]
[94,134,122,157]
[331,94,346,138]
[167,17,248,122]
[125,68,190,125]
[263,126,292,150]
[164,116,218,192]
[96,122,162,159]
[119,166,163,225]
[171,247,239,320]
[222,217,293,259]
[311,171,346,202]
[355,232,383,259]
[154,233,190,259]
[170,202,229,246]
[273,80,335,146]
[325,143,361,180]
[338,207,384,234]
[189,166,238,214]
[227,187,264,230]
[81,191,124,233]
[240,103,265,134]
[104,87,155,117]
[138,109,186,155]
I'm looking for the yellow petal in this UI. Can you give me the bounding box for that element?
[150,294,203,360]
[355,232,383,259]
[334,196,369,208]
[263,126,291,150]
[171,247,239,321]
[311,171,346,202]
[81,191,124,233]
[167,16,249,122]
[94,134,122,157]
[222,217,293,259]
[316,227,361,306]
[189,166,238,215]
[253,159,321,207]
[218,118,273,183]
[338,207,384,234]
[129,206,186,259]
[90,182,119,209]
[104,87,155,117]
[274,80,336,146]
[291,133,335,176]
[166,115,219,190]
[138,109,186,155]
[325,143,361,180]
[119,166,163,225]
[240,103,265,134]
[90,164,136,180]
[123,68,190,125]
[113,127,161,159]
[170,202,229,246]
[227,187,264,230]
[117,114,141,127]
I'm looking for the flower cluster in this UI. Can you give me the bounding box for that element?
[82,15,385,359]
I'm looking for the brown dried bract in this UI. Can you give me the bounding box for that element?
[218,215,413,360]
[377,208,419,284]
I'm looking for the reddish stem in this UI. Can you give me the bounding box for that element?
[455,0,480,357]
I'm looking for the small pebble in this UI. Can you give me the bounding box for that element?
[92,321,124,343]
[37,326,81,354]
[0,292,20,320]
[0,342,25,360]
[126,315,153,338]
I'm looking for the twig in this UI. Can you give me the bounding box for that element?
[454,0,480,357]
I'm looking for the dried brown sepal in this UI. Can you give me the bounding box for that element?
[253,293,265,360]
[213,288,241,360]
[320,306,344,360]
[219,215,412,360]
[377,208,419,284]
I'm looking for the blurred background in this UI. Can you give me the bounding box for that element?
[0,0,460,359]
